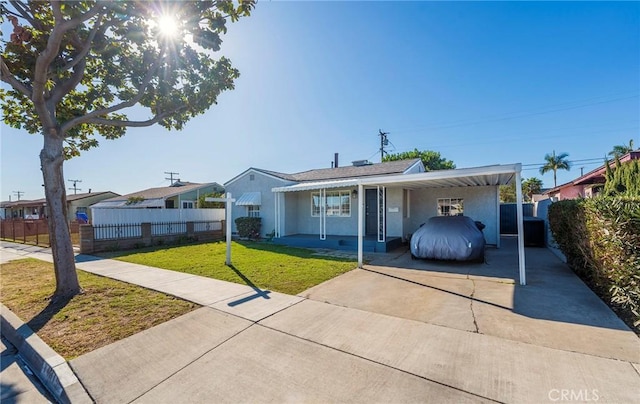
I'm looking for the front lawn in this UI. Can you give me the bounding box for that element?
[0,259,198,359]
[99,241,357,295]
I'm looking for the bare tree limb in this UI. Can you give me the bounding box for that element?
[1,58,33,97]
[7,1,39,27]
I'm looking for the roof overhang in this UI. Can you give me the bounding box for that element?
[272,164,520,193]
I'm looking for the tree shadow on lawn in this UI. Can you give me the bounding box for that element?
[25,295,73,333]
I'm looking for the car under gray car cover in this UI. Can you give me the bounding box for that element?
[410,216,485,261]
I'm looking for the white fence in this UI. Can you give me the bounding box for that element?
[91,208,225,225]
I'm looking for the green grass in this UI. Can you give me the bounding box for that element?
[99,241,357,295]
[0,259,198,359]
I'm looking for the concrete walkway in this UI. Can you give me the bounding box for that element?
[1,241,639,403]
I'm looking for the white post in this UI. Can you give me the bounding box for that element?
[357,184,364,268]
[515,168,526,285]
[207,193,235,266]
[225,192,232,266]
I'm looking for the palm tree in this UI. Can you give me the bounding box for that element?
[608,139,635,158]
[540,150,571,188]
[522,177,543,202]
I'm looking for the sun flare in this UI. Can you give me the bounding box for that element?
[156,13,179,38]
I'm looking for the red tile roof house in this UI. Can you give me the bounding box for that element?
[225,158,530,284]
[544,151,640,201]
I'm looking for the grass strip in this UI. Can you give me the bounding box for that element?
[1,258,198,359]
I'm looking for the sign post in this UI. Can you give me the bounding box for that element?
[205,192,235,266]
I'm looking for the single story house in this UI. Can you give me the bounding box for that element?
[1,191,119,223]
[544,150,639,201]
[225,158,527,284]
[91,181,224,210]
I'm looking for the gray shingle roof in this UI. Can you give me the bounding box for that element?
[101,183,218,202]
[253,159,422,183]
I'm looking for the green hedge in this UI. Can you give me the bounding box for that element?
[548,197,640,332]
[235,217,261,240]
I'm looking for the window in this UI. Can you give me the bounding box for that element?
[311,191,351,217]
[182,201,194,209]
[249,174,255,181]
[437,198,463,216]
[248,205,260,217]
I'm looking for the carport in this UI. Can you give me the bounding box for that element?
[355,163,527,285]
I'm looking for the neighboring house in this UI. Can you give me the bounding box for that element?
[1,191,119,223]
[544,151,640,201]
[225,158,522,252]
[91,181,224,210]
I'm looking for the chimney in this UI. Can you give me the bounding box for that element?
[334,153,339,168]
[88,188,92,193]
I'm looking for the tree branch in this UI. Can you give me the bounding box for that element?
[82,108,186,128]
[32,1,106,134]
[7,1,39,27]
[49,59,85,106]
[0,58,33,98]
[59,59,162,133]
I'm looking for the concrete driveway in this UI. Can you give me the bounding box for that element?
[301,237,639,362]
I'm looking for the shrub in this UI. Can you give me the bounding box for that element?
[235,217,261,240]
[548,197,640,333]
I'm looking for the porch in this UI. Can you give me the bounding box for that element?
[272,234,404,253]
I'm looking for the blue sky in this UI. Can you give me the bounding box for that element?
[1,1,639,200]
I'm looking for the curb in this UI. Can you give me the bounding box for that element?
[0,303,93,404]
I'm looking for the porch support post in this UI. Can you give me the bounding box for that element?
[320,188,326,240]
[496,185,501,248]
[515,167,526,285]
[274,192,280,238]
[357,183,364,268]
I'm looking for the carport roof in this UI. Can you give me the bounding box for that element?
[272,163,520,192]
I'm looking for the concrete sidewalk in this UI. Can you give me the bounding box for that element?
[1,241,639,403]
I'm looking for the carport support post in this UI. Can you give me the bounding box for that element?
[357,183,364,268]
[515,169,526,285]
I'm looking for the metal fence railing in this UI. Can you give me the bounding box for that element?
[151,222,186,236]
[193,220,222,232]
[94,223,142,240]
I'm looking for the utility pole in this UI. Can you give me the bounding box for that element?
[12,191,24,200]
[165,171,180,185]
[68,179,82,195]
[580,167,584,176]
[379,129,389,162]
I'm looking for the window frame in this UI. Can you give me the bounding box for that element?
[311,190,351,217]
[437,197,464,216]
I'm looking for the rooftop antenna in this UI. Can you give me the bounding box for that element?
[12,191,24,200]
[68,179,82,195]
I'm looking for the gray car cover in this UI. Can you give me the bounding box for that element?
[410,216,485,261]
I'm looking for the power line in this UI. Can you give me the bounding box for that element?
[391,92,639,135]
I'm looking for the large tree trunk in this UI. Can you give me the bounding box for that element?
[40,133,81,298]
